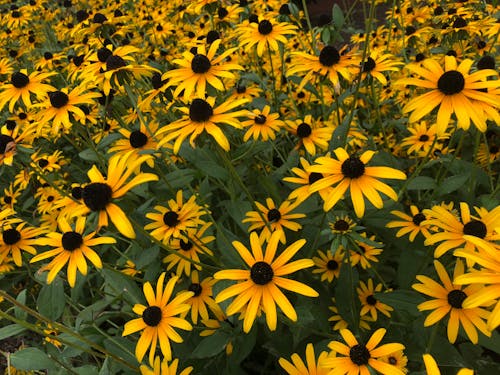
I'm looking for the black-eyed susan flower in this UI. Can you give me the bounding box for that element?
[329,215,356,235]
[400,122,446,156]
[279,343,332,375]
[309,147,406,217]
[386,205,432,242]
[322,328,406,375]
[0,220,46,267]
[122,273,193,364]
[283,157,333,204]
[398,55,499,134]
[36,86,101,135]
[312,249,344,282]
[357,279,394,321]
[214,231,318,333]
[237,17,297,56]
[140,356,193,375]
[361,49,402,86]
[183,271,224,324]
[145,190,207,244]
[288,45,359,89]
[454,246,500,330]
[412,260,491,344]
[286,115,334,156]
[422,354,473,375]
[423,202,500,258]
[162,39,243,100]
[156,96,249,153]
[30,216,116,287]
[81,153,159,239]
[348,234,383,269]
[0,69,55,112]
[242,197,305,244]
[162,223,215,277]
[379,350,408,374]
[241,105,284,142]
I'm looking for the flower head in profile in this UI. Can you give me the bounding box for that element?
[322,328,406,375]
[139,356,192,375]
[397,55,499,134]
[122,273,194,364]
[412,260,491,344]
[279,343,332,375]
[309,148,406,217]
[214,231,318,333]
[30,216,116,287]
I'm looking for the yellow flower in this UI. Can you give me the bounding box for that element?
[122,273,193,364]
[214,231,318,333]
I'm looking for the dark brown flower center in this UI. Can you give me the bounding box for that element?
[319,46,340,67]
[189,99,213,122]
[297,123,312,138]
[333,219,350,231]
[97,48,113,63]
[142,305,162,326]
[477,55,495,70]
[82,182,113,211]
[62,231,83,251]
[191,54,211,74]
[71,186,83,199]
[0,134,14,154]
[2,228,21,245]
[180,239,193,251]
[129,130,148,148]
[389,356,397,365]
[412,213,426,226]
[308,172,323,184]
[49,91,69,108]
[250,261,274,285]
[258,20,273,35]
[349,344,370,365]
[366,295,377,305]
[463,219,487,239]
[341,156,365,178]
[327,260,339,270]
[11,72,30,88]
[362,57,376,72]
[437,70,465,95]
[419,134,430,142]
[188,283,203,296]
[447,289,467,308]
[267,208,281,222]
[162,211,179,227]
[254,115,267,124]
[106,55,127,71]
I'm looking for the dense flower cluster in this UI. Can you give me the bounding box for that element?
[0,0,498,374]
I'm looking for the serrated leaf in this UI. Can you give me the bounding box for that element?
[10,347,57,371]
[37,278,65,320]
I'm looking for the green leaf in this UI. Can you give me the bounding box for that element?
[10,347,57,371]
[407,176,436,190]
[74,366,99,375]
[75,298,113,329]
[191,330,230,358]
[332,4,345,29]
[0,324,26,341]
[335,265,359,328]
[78,148,99,162]
[37,278,65,320]
[435,173,469,195]
[14,289,27,320]
[375,290,424,316]
[101,268,142,305]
